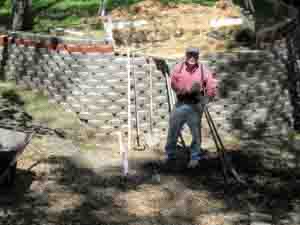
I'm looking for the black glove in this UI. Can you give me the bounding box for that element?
[190,82,202,94]
[190,83,203,102]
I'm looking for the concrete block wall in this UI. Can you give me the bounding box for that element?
[0,32,171,142]
[202,51,291,139]
[0,32,293,144]
[0,35,8,79]
[0,37,4,60]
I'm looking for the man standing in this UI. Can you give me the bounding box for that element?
[165,47,218,169]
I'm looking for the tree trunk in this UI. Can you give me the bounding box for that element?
[286,5,300,131]
[286,36,300,131]
[98,0,107,16]
[11,0,33,31]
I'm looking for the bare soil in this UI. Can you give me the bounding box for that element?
[109,0,242,58]
[1,134,300,225]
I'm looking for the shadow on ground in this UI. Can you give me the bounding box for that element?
[0,137,299,225]
[0,88,33,130]
[0,168,35,205]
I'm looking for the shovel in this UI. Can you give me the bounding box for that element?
[132,54,145,151]
[145,58,160,149]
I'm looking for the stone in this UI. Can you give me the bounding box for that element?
[250,212,272,221]
[250,222,271,225]
[224,213,249,223]
[1,35,292,139]
[287,212,300,224]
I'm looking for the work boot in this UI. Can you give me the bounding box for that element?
[161,157,186,172]
[187,159,199,168]
[187,150,208,169]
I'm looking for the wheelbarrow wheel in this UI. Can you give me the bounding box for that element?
[4,163,17,187]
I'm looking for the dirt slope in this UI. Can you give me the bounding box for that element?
[109,0,242,58]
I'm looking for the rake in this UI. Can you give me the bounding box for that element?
[204,105,246,186]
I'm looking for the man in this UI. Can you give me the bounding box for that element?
[165,47,218,169]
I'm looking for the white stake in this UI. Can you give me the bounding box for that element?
[145,57,160,148]
[126,46,131,175]
[117,131,128,176]
[166,59,176,108]
[149,58,153,137]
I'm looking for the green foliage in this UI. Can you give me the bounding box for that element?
[1,89,24,105]
[160,0,216,6]
[233,0,276,18]
[33,16,82,33]
[32,0,100,14]
[0,0,100,32]
[288,130,300,141]
[0,82,81,135]
[106,0,142,10]
[0,0,11,12]
[0,0,217,32]
[105,0,216,8]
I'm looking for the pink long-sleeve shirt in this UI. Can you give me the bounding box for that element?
[170,62,218,97]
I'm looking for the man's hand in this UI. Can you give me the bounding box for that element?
[190,82,202,95]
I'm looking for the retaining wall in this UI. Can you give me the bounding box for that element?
[0,32,293,144]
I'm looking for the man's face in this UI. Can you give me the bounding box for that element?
[186,52,199,65]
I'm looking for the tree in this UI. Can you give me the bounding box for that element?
[11,0,33,31]
[98,0,108,16]
[245,0,300,132]
[278,1,300,131]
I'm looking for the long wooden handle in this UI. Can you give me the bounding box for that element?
[164,60,186,148]
[149,58,153,136]
[204,109,229,184]
[205,107,246,185]
[132,54,141,147]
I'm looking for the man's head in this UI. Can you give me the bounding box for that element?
[185,47,199,65]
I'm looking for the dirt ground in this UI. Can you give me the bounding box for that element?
[1,133,300,225]
[109,0,243,58]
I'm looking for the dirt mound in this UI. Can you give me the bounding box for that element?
[111,0,166,19]
[110,0,242,58]
[111,0,239,20]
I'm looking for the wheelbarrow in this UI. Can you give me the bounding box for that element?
[0,129,34,186]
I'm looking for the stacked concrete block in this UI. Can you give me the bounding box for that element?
[0,36,7,79]
[167,51,291,140]
[204,51,291,139]
[1,31,293,144]
[0,46,3,61]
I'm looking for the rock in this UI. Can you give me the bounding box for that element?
[278,219,290,225]
[290,133,300,151]
[192,29,201,35]
[207,30,227,40]
[131,5,143,14]
[249,212,273,225]
[215,0,231,10]
[151,173,161,183]
[224,213,249,224]
[250,212,272,222]
[195,214,225,225]
[35,195,49,206]
[174,28,184,37]
[234,28,255,44]
[250,222,272,225]
[167,2,177,8]
[287,212,300,224]
[0,128,26,150]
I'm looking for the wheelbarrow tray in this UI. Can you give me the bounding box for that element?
[0,129,34,186]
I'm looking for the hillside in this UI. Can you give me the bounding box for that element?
[108,0,246,58]
[1,0,249,58]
